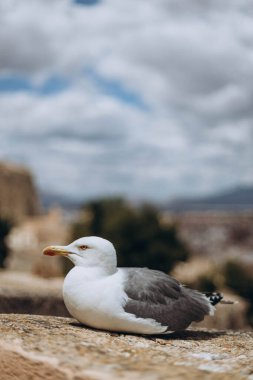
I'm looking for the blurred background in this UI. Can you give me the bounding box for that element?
[0,0,253,330]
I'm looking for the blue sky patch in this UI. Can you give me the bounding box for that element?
[73,0,101,6]
[0,75,33,92]
[85,68,148,110]
[38,76,70,95]
[0,74,70,95]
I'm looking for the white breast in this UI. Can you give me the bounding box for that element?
[63,267,167,334]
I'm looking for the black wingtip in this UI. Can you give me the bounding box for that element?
[205,292,223,306]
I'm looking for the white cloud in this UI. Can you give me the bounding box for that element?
[0,0,252,200]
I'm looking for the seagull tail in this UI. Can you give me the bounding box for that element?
[205,292,223,306]
[205,292,238,306]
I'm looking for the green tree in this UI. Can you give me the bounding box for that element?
[0,218,12,268]
[72,198,189,273]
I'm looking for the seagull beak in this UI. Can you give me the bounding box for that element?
[43,245,70,257]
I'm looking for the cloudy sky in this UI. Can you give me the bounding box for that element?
[0,0,252,202]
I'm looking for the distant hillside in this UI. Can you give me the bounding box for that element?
[40,186,253,213]
[40,191,82,211]
[165,186,253,212]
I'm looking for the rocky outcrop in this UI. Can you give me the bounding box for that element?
[0,161,40,223]
[0,314,252,380]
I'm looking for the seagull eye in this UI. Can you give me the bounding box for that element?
[79,245,88,250]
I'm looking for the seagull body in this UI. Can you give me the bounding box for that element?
[43,236,222,335]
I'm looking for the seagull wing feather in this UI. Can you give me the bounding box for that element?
[122,268,212,331]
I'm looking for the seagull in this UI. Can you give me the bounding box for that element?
[43,236,223,335]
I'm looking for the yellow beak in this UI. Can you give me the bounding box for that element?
[43,246,69,257]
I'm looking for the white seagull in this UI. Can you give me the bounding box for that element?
[43,236,223,335]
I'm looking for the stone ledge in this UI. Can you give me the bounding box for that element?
[1,314,253,380]
[0,271,69,317]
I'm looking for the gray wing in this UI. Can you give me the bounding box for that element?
[122,268,212,331]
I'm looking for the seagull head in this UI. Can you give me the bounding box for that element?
[43,236,117,273]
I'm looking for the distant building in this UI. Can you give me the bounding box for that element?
[163,211,253,261]
[7,208,70,277]
[0,161,40,222]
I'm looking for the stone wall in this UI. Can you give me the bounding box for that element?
[0,271,69,317]
[0,271,249,331]
[0,161,40,223]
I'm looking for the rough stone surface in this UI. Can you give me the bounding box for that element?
[0,314,253,380]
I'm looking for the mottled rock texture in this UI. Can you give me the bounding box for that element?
[0,314,252,380]
[0,161,39,222]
